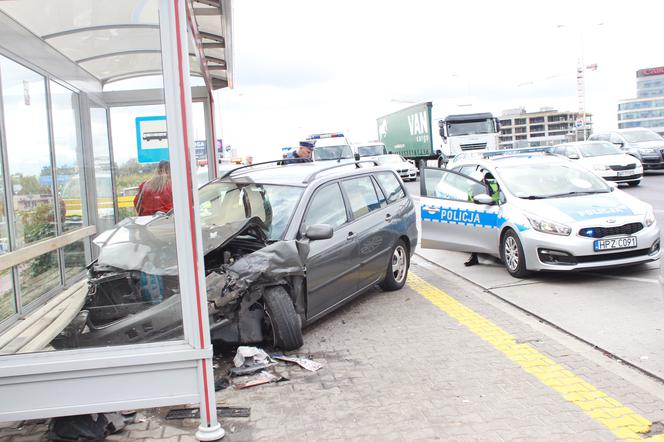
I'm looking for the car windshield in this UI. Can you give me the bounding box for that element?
[376,155,404,164]
[447,120,494,136]
[198,182,304,240]
[358,145,386,156]
[621,130,663,143]
[497,163,611,199]
[577,142,622,157]
[313,145,354,161]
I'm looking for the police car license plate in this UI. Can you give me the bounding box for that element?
[594,236,637,252]
[617,170,632,177]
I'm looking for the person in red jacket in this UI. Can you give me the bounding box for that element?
[134,160,173,216]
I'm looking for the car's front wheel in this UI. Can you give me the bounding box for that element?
[263,286,303,350]
[380,239,409,291]
[501,229,530,278]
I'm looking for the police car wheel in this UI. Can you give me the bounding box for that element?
[380,240,409,291]
[501,230,530,278]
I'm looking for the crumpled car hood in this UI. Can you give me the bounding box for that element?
[93,215,269,276]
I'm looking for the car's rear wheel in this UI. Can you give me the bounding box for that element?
[263,286,303,351]
[380,239,409,291]
[628,180,640,187]
[501,229,530,278]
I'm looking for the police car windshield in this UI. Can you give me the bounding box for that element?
[313,145,354,161]
[198,182,304,240]
[578,142,622,157]
[497,163,611,199]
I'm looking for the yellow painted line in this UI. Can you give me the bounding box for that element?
[407,272,663,441]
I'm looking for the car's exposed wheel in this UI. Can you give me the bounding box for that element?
[380,239,409,291]
[627,180,640,187]
[263,286,303,350]
[501,229,530,278]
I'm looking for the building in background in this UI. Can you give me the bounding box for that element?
[498,108,592,148]
[618,67,664,136]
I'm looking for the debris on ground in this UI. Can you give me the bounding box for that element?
[214,377,230,391]
[165,407,251,420]
[48,412,127,442]
[230,361,277,377]
[233,346,272,368]
[233,371,288,389]
[272,354,323,372]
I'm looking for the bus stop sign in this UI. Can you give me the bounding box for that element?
[136,116,169,163]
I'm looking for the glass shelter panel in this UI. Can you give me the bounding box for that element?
[50,81,84,233]
[90,106,116,234]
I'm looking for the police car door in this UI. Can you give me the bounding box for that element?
[420,168,500,253]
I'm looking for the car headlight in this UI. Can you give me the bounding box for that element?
[526,215,572,236]
[640,148,656,154]
[645,210,656,227]
[592,164,609,171]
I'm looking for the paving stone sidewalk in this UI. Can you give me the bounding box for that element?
[2,256,664,441]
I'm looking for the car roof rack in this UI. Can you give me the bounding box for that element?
[218,159,298,180]
[302,160,379,184]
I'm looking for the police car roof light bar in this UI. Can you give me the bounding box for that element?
[481,147,552,158]
[307,133,344,140]
[303,160,379,184]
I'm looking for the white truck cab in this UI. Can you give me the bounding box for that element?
[307,133,357,162]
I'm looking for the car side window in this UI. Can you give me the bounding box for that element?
[423,169,486,202]
[374,172,406,204]
[303,183,347,230]
[341,176,381,219]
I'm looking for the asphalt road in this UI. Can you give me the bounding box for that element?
[404,171,664,381]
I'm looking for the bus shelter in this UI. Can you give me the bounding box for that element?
[0,0,233,439]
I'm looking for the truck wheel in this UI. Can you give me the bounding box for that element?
[263,286,303,350]
[379,239,409,291]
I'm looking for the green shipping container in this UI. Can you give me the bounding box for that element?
[377,102,434,159]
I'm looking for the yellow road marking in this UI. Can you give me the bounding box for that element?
[407,272,663,441]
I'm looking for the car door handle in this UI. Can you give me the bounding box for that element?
[347,232,355,240]
[423,206,440,214]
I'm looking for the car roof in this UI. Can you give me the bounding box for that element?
[214,161,392,186]
[453,152,568,170]
[555,141,610,147]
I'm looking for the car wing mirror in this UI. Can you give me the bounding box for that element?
[473,194,494,205]
[305,224,333,241]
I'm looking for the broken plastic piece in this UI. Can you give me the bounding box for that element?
[272,354,323,371]
[233,346,271,368]
[233,371,287,389]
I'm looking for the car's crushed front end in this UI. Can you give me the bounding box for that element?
[53,215,307,350]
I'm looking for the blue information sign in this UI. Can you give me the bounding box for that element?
[136,116,169,163]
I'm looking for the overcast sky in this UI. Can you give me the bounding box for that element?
[214,0,664,161]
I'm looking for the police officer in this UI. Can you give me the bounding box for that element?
[284,141,314,164]
[465,171,501,267]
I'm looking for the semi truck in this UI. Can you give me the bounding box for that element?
[377,102,501,169]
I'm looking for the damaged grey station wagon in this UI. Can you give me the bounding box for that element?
[54,161,418,351]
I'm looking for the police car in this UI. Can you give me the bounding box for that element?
[420,148,661,277]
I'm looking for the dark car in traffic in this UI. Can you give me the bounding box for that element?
[55,161,418,351]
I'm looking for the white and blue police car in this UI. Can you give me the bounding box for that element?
[419,148,661,277]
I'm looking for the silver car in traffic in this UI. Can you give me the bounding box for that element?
[420,149,661,277]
